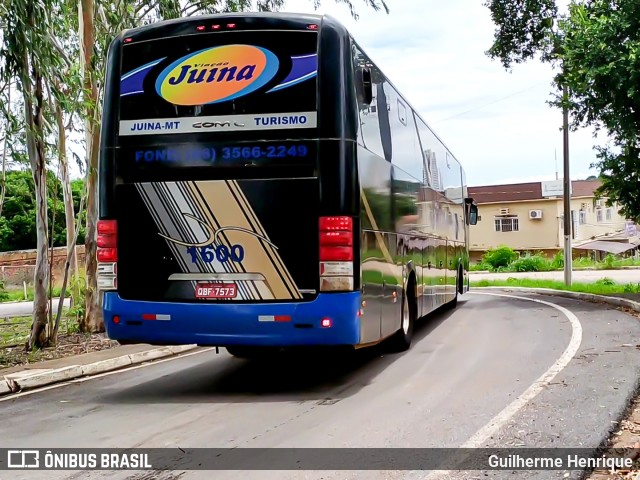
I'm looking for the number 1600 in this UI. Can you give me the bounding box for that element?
[187,245,244,264]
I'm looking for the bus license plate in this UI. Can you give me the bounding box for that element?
[195,283,237,299]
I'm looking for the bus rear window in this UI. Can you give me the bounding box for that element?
[118,29,318,142]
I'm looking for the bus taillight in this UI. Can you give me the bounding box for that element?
[319,216,354,292]
[97,220,118,291]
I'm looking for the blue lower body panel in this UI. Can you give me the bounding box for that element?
[103,292,361,347]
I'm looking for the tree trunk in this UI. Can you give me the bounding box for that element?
[0,83,10,219]
[80,0,103,333]
[83,126,101,332]
[24,67,50,350]
[55,101,77,278]
[52,180,87,344]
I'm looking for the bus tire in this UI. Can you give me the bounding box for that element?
[446,266,462,310]
[388,278,416,352]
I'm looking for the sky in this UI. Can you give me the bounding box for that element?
[283,0,605,186]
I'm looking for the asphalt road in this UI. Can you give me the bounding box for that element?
[1,291,640,480]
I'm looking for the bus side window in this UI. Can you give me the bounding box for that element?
[356,67,373,105]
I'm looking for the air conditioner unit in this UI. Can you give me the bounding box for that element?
[499,208,509,215]
[529,210,543,219]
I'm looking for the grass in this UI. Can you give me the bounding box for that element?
[2,285,63,302]
[471,277,640,296]
[0,316,32,347]
[0,315,88,370]
[0,307,79,348]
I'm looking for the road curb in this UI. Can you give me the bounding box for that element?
[0,380,11,395]
[1,344,198,395]
[472,286,640,313]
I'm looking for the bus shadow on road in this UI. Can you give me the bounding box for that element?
[102,301,465,405]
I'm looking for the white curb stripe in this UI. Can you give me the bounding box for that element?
[422,291,583,478]
[1,345,209,401]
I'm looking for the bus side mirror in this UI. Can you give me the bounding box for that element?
[464,197,478,225]
[469,204,478,225]
[356,67,373,105]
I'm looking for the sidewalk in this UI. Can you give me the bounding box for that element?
[0,343,201,396]
[0,297,71,319]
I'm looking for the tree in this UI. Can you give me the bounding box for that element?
[49,12,84,280]
[79,0,101,333]
[559,0,640,221]
[485,0,640,222]
[0,171,86,252]
[0,80,14,218]
[0,0,66,349]
[485,0,558,69]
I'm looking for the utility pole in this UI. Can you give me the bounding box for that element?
[562,83,572,286]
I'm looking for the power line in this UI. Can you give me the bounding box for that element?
[432,81,550,124]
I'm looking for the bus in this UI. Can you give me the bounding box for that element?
[98,12,478,357]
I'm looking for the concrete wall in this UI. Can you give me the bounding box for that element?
[0,246,86,286]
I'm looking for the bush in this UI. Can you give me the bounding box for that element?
[604,254,615,269]
[595,277,616,286]
[67,275,86,325]
[0,281,9,302]
[551,251,564,270]
[482,246,518,269]
[574,256,595,268]
[510,254,549,272]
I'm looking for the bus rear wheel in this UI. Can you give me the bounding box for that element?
[448,265,463,309]
[388,283,416,352]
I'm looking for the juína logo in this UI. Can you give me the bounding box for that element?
[155,45,279,106]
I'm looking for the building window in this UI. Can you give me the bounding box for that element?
[606,208,612,221]
[579,211,586,225]
[495,216,519,232]
[597,209,603,222]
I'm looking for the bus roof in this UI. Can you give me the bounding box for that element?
[120,12,335,39]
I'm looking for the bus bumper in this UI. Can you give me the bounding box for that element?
[103,292,361,347]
